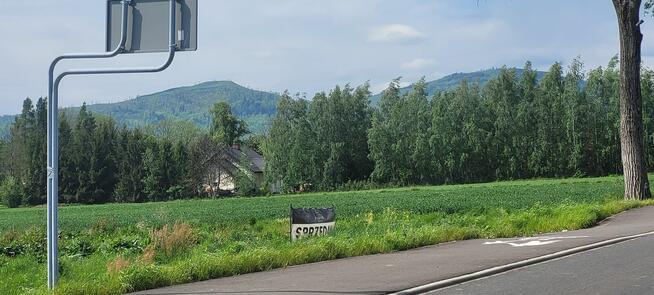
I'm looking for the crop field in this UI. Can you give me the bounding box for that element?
[0,176,626,232]
[0,175,652,295]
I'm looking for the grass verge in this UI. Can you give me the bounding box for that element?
[0,176,652,294]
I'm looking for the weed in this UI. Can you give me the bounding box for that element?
[139,246,156,265]
[107,256,131,276]
[149,223,197,260]
[365,212,374,225]
[90,218,112,235]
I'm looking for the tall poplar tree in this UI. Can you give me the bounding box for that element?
[368,79,403,184]
[517,61,539,178]
[368,78,431,184]
[533,63,566,176]
[264,92,318,191]
[308,84,373,188]
[485,68,519,179]
[562,59,590,175]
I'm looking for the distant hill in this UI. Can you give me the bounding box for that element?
[0,81,281,139]
[73,80,280,133]
[370,68,547,105]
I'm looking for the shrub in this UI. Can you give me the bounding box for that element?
[0,230,21,257]
[0,227,46,261]
[61,234,96,258]
[166,185,186,200]
[149,223,197,260]
[106,234,147,254]
[0,176,22,208]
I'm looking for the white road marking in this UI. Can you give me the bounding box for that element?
[483,236,588,247]
[507,240,559,247]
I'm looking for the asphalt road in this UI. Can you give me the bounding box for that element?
[430,234,654,295]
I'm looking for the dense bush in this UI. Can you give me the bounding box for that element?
[0,176,21,208]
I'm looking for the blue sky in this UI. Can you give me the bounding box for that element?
[0,0,652,115]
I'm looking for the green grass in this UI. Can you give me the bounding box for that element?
[0,175,652,295]
[0,176,626,232]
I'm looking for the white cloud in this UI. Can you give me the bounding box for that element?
[367,24,426,44]
[402,58,435,70]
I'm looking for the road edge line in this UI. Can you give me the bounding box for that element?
[390,230,654,295]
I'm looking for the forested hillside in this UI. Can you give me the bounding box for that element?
[72,80,280,133]
[0,81,280,138]
[369,68,547,104]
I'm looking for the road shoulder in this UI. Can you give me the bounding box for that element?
[129,206,654,295]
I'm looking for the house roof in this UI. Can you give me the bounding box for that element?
[223,145,265,173]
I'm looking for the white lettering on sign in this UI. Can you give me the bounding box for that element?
[291,222,335,241]
[483,236,588,247]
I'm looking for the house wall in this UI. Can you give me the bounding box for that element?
[219,175,236,191]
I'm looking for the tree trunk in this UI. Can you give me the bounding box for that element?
[613,0,651,200]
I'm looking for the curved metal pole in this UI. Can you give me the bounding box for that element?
[46,0,177,289]
[55,49,175,85]
[48,44,174,287]
[53,0,177,87]
[46,0,129,289]
[48,0,130,101]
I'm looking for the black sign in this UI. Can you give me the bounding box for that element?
[290,206,335,241]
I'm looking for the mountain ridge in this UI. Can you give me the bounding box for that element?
[370,68,547,104]
[0,68,548,138]
[64,80,280,134]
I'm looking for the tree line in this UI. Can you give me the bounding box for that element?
[0,100,253,207]
[3,58,654,206]
[264,58,654,191]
